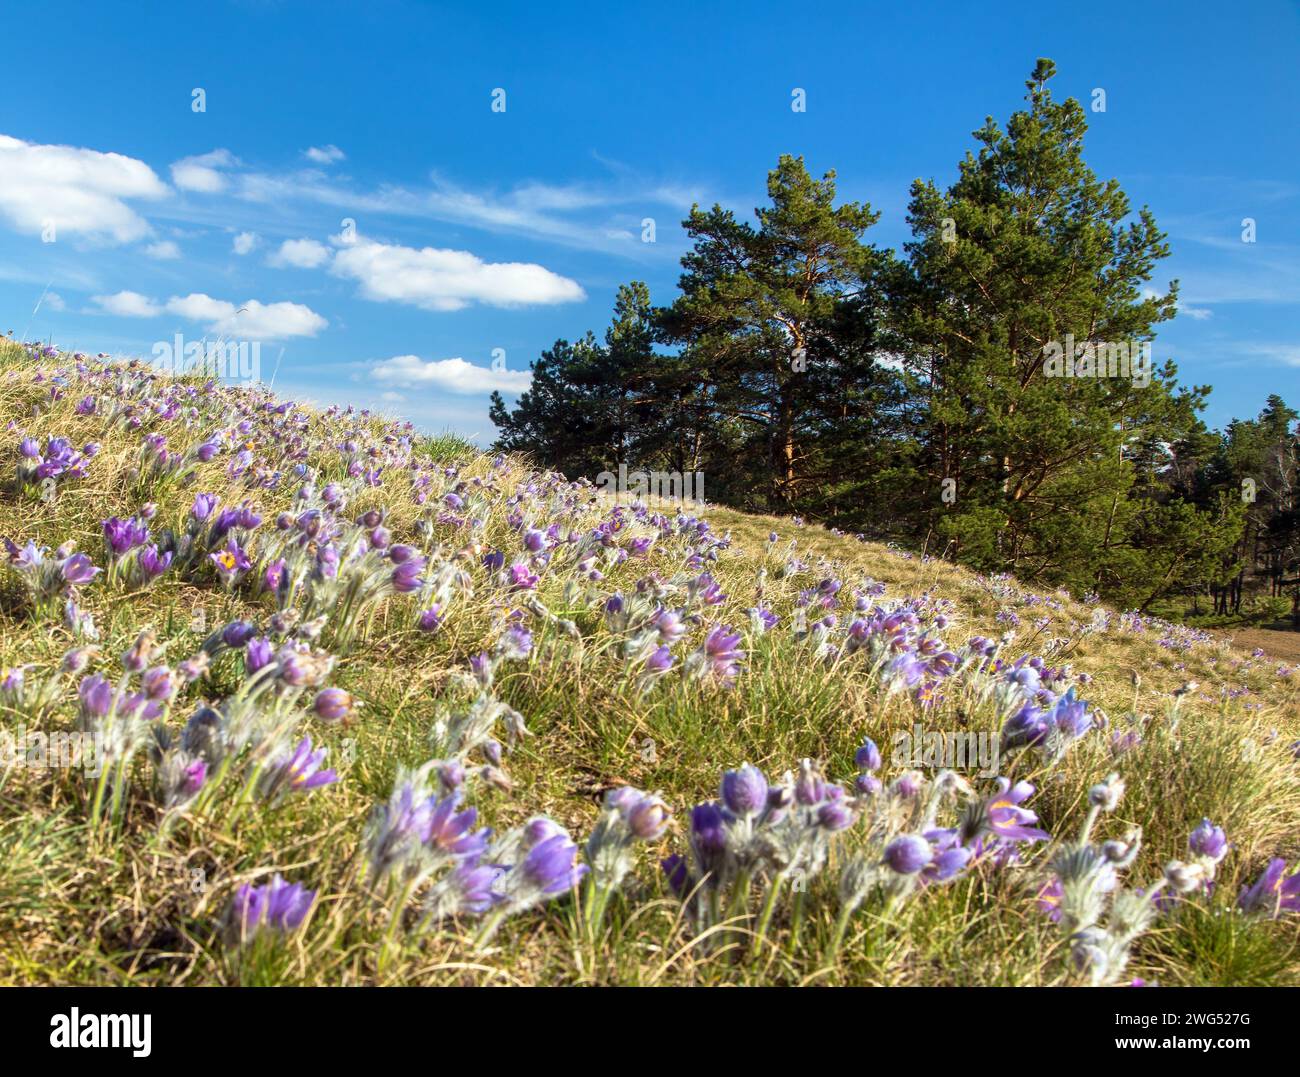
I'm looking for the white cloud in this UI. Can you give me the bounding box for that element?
[208,163,698,256]
[43,292,65,312]
[369,354,532,395]
[232,230,259,255]
[268,237,330,269]
[170,149,239,193]
[144,239,181,260]
[330,235,584,311]
[165,293,327,339]
[0,133,167,243]
[303,145,345,165]
[91,288,326,339]
[1178,303,1213,320]
[92,290,163,317]
[1237,342,1300,367]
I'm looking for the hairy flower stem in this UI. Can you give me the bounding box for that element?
[826,899,860,963]
[788,889,806,953]
[727,869,753,913]
[110,760,130,821]
[89,760,112,829]
[1078,803,1103,846]
[473,907,509,950]
[583,878,615,938]
[751,870,789,955]
[377,878,415,973]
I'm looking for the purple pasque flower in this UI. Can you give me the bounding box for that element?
[1036,877,1065,921]
[497,623,532,660]
[584,788,671,897]
[922,838,973,883]
[221,620,257,648]
[884,834,933,875]
[179,757,208,798]
[366,775,438,883]
[259,736,337,803]
[854,772,882,797]
[523,816,566,846]
[661,853,691,897]
[61,647,95,675]
[312,687,355,724]
[1238,858,1300,916]
[698,624,743,685]
[226,873,316,941]
[141,665,176,701]
[721,763,768,817]
[964,777,1051,847]
[60,551,100,587]
[262,557,286,594]
[437,759,466,792]
[621,791,671,840]
[652,608,686,645]
[425,858,502,920]
[816,787,856,831]
[468,651,492,689]
[388,543,420,563]
[273,642,335,688]
[390,552,427,594]
[1000,703,1049,753]
[77,673,115,718]
[102,515,149,557]
[1046,687,1092,740]
[447,859,500,915]
[643,644,675,675]
[191,492,220,522]
[518,832,588,895]
[688,801,731,879]
[1188,818,1229,863]
[417,605,443,633]
[122,628,160,673]
[177,652,210,683]
[246,636,277,676]
[692,572,725,605]
[427,792,490,859]
[210,537,252,580]
[507,562,539,591]
[137,544,173,581]
[794,758,833,806]
[884,650,927,691]
[854,738,883,772]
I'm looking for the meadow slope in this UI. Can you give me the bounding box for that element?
[0,336,1297,986]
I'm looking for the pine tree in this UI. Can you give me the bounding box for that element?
[890,58,1214,594]
[662,155,897,511]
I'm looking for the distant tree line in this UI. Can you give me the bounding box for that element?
[491,60,1300,613]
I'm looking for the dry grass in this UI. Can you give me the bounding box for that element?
[0,336,1297,986]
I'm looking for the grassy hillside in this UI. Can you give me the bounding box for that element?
[0,336,1297,986]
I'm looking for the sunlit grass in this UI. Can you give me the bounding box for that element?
[0,336,1297,986]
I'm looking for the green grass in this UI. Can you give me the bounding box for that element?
[0,335,1297,986]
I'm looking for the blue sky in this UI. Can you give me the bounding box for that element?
[1,0,1296,440]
